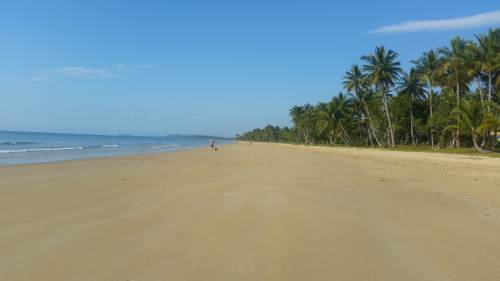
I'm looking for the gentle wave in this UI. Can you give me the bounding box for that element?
[0,147,85,153]
[0,144,120,153]
[0,141,37,145]
[149,144,181,149]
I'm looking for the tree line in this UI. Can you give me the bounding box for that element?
[236,28,500,154]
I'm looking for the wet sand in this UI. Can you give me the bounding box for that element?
[1,142,500,280]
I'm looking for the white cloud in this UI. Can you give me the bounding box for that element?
[33,63,157,81]
[114,64,137,73]
[148,113,160,118]
[54,67,117,78]
[31,76,52,81]
[369,10,500,34]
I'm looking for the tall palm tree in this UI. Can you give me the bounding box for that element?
[396,68,427,144]
[361,46,402,147]
[411,49,443,148]
[343,65,380,146]
[469,28,500,100]
[438,36,472,147]
[438,36,472,100]
[465,42,486,102]
[467,28,500,150]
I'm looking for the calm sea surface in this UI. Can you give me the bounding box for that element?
[0,131,233,165]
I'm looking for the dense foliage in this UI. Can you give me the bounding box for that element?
[236,28,500,153]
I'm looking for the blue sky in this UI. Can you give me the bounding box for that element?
[1,1,499,137]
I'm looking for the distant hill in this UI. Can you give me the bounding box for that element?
[165,134,233,140]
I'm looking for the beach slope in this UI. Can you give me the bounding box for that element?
[1,143,500,280]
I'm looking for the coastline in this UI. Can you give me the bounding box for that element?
[0,130,234,166]
[1,142,499,280]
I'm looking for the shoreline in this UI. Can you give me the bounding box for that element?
[2,142,499,280]
[0,142,234,166]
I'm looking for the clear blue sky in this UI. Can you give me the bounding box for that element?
[1,1,499,137]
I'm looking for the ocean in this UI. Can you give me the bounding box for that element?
[0,131,233,165]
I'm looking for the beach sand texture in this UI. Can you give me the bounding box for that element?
[1,142,500,280]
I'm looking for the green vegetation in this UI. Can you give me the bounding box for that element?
[236,28,500,155]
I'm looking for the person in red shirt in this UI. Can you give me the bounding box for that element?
[210,139,214,151]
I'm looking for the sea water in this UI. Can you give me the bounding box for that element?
[0,131,233,165]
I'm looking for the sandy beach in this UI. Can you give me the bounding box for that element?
[1,142,500,280]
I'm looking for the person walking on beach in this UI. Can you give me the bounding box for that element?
[210,139,214,151]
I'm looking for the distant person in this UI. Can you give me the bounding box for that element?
[250,141,252,146]
[210,139,214,151]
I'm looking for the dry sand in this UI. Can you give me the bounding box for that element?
[1,142,500,280]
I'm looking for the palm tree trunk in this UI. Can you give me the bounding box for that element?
[473,136,495,154]
[477,77,484,102]
[478,77,487,149]
[456,83,461,148]
[367,124,374,147]
[357,118,362,141]
[342,126,355,146]
[487,74,492,151]
[494,130,498,149]
[429,85,434,149]
[340,135,349,146]
[382,92,395,147]
[363,100,381,146]
[410,97,414,145]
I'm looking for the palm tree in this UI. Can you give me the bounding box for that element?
[465,42,486,102]
[342,65,366,95]
[467,28,500,150]
[396,68,427,144]
[299,109,316,143]
[331,92,356,142]
[343,65,380,146]
[289,105,304,123]
[411,49,443,148]
[289,105,305,142]
[317,103,342,145]
[445,99,499,154]
[438,36,472,99]
[469,28,500,100]
[438,36,472,147]
[331,92,353,116]
[361,46,402,147]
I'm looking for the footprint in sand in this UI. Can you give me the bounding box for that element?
[215,248,228,254]
[242,262,254,269]
[145,261,154,268]
[168,235,176,241]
